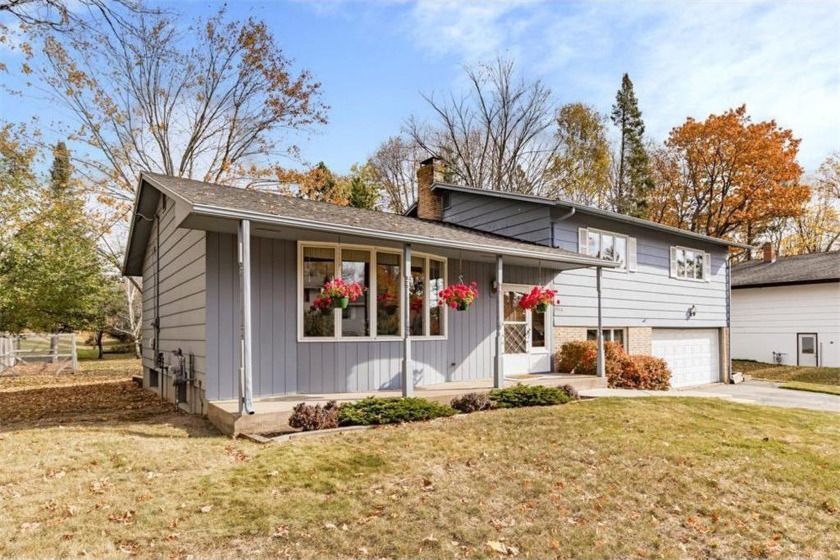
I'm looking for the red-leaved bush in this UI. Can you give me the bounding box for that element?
[557,340,671,390]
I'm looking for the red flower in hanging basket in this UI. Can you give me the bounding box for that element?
[409,295,424,313]
[438,282,479,311]
[320,278,365,309]
[310,296,332,313]
[519,286,557,312]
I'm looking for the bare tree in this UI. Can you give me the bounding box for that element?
[407,57,559,195]
[7,3,327,352]
[0,0,146,33]
[365,136,423,213]
[16,5,327,205]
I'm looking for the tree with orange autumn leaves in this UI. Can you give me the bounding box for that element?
[647,105,809,246]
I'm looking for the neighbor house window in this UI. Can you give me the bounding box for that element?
[581,228,631,270]
[670,246,710,281]
[587,328,625,347]
[300,243,446,340]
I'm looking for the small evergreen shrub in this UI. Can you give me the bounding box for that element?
[559,384,580,400]
[488,384,572,408]
[337,397,457,426]
[288,400,339,431]
[450,392,496,413]
[614,355,672,390]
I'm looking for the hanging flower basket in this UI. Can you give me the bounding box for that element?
[438,282,479,311]
[519,286,558,313]
[320,278,364,309]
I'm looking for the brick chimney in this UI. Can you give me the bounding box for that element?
[762,242,776,263]
[416,157,444,221]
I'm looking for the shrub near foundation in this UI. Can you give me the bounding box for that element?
[558,340,671,390]
[337,396,457,426]
[488,384,572,408]
[450,392,496,413]
[288,401,339,431]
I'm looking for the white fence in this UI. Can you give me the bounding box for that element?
[0,333,78,375]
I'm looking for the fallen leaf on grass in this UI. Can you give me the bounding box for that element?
[198,505,213,513]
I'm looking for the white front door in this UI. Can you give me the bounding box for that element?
[502,286,551,375]
[797,333,818,366]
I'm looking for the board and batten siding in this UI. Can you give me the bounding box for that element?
[731,283,840,367]
[204,234,546,400]
[442,191,552,246]
[551,214,728,328]
[140,195,207,412]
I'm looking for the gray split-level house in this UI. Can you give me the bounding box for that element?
[122,158,748,432]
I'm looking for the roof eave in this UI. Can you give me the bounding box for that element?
[430,182,753,250]
[190,203,618,269]
[732,278,840,290]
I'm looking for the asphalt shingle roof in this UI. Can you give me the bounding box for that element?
[731,251,840,288]
[140,172,604,265]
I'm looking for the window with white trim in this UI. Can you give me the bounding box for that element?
[587,328,625,347]
[578,228,635,271]
[670,246,710,281]
[300,243,446,340]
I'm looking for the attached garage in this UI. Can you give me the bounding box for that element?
[651,329,720,388]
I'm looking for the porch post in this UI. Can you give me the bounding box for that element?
[596,266,605,378]
[494,255,504,388]
[238,219,255,415]
[402,243,413,397]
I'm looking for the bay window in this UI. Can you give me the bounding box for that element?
[299,242,446,340]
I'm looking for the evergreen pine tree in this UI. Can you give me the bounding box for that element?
[49,141,73,196]
[611,74,653,217]
[348,175,379,210]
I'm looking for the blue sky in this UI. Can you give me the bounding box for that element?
[1,1,838,175]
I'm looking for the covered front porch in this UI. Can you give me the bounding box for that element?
[207,372,607,436]
[200,214,615,412]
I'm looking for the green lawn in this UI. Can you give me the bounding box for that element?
[733,360,840,397]
[1,369,839,559]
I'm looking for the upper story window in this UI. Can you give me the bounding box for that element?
[670,246,711,282]
[578,227,636,271]
[300,242,446,341]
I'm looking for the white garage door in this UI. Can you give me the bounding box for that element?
[652,329,720,388]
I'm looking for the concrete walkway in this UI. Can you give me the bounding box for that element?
[581,380,840,413]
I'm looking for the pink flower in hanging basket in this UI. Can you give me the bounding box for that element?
[321,278,364,301]
[518,286,557,311]
[438,282,479,311]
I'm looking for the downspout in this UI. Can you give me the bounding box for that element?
[238,220,255,415]
[550,207,576,248]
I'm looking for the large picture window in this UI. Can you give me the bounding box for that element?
[299,243,446,341]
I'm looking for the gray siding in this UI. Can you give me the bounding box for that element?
[141,196,207,411]
[205,235,545,400]
[442,191,552,245]
[552,214,728,328]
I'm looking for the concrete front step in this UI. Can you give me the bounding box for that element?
[207,374,606,436]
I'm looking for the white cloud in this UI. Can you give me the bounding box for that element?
[401,1,840,171]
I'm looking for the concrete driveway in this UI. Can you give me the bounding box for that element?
[581,380,840,413]
[696,380,840,413]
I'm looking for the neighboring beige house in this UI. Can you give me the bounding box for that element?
[731,245,840,367]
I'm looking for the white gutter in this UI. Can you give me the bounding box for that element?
[191,203,619,269]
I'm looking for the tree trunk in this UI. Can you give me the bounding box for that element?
[96,330,104,360]
[49,335,59,363]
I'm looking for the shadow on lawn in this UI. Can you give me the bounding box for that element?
[0,380,220,438]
